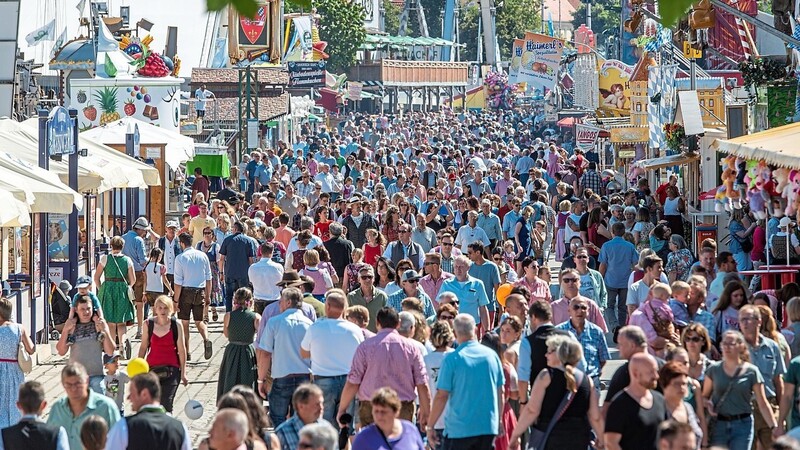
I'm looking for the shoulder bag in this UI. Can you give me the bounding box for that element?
[17,326,32,374]
[706,364,743,437]
[110,254,135,302]
[527,369,585,450]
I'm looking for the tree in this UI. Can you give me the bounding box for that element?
[314,0,367,73]
[571,0,621,40]
[457,4,481,62]
[495,0,541,60]
[383,0,402,35]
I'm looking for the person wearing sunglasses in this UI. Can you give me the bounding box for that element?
[387,270,435,319]
[570,246,607,313]
[419,253,454,308]
[346,266,388,333]
[550,268,608,333]
[555,296,610,397]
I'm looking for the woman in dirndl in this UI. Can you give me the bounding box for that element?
[94,235,135,358]
[217,287,260,400]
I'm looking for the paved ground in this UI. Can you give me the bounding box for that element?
[31,314,228,448]
[29,260,626,447]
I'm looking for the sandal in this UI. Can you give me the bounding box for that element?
[212,308,219,322]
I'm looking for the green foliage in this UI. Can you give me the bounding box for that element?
[571,0,620,38]
[495,0,541,59]
[383,0,401,35]
[456,0,540,63]
[206,0,258,17]
[458,4,481,62]
[314,0,367,73]
[659,0,693,28]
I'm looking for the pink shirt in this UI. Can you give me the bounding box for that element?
[419,272,454,307]
[515,277,552,304]
[348,329,428,402]
[551,295,608,332]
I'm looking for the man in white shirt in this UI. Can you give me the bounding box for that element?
[300,290,364,428]
[249,241,284,315]
[287,216,324,255]
[173,232,213,360]
[454,210,491,253]
[194,84,214,118]
[626,254,663,317]
[315,164,339,194]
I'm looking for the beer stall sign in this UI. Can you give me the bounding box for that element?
[575,124,601,151]
[288,61,326,87]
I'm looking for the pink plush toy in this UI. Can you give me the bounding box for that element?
[786,169,800,216]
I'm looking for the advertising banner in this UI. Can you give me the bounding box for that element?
[518,32,565,95]
[347,81,363,101]
[598,59,634,116]
[575,124,601,150]
[509,39,524,84]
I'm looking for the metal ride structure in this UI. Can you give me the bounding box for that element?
[441,0,499,65]
[237,65,259,159]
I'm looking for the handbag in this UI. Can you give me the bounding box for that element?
[707,365,743,435]
[110,254,135,302]
[527,369,585,450]
[18,340,32,374]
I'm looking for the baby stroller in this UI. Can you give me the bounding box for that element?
[48,280,72,341]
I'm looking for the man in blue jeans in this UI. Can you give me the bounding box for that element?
[598,222,639,333]
[300,290,363,428]
[218,222,256,312]
[256,287,313,427]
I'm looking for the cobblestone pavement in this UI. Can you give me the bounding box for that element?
[30,311,229,448]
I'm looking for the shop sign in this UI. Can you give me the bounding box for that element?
[288,61,326,87]
[610,126,649,143]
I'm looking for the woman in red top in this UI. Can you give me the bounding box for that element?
[313,206,332,241]
[586,206,611,257]
[363,228,386,267]
[138,295,187,412]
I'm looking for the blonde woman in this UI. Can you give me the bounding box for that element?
[138,295,187,412]
[343,248,370,293]
[509,334,604,450]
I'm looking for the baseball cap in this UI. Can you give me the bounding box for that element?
[75,276,92,289]
[401,270,421,282]
[166,220,179,229]
[132,217,151,231]
[103,353,121,365]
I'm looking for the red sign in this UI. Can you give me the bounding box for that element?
[240,6,267,45]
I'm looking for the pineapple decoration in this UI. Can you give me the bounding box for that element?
[310,12,329,61]
[94,87,121,125]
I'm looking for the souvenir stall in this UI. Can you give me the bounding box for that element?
[712,123,800,288]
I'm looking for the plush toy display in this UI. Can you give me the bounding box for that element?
[485,71,518,110]
[722,156,741,209]
[748,161,771,219]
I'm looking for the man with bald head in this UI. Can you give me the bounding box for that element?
[604,353,666,450]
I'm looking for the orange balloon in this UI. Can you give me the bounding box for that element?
[497,283,514,307]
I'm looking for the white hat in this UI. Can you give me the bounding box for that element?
[780,216,793,228]
[132,217,151,231]
[165,220,179,229]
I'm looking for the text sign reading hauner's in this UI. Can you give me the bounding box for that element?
[47,106,75,157]
[289,61,326,87]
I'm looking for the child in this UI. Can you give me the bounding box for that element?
[80,415,108,450]
[668,280,691,329]
[143,248,172,307]
[142,248,172,337]
[637,282,678,354]
[502,240,516,268]
[342,176,354,200]
[298,249,333,300]
[102,353,130,413]
[68,276,104,320]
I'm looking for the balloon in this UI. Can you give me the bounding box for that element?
[127,358,149,378]
[497,283,514,307]
[184,399,204,420]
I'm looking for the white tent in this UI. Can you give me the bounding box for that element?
[80,117,195,170]
[0,153,82,214]
[19,119,161,188]
[0,183,32,227]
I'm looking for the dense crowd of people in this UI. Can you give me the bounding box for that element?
[5,108,800,450]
